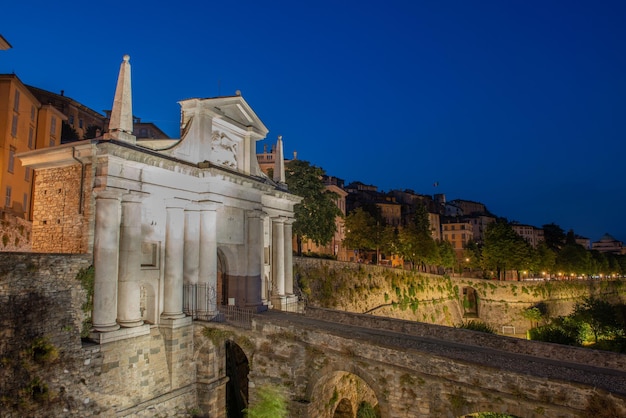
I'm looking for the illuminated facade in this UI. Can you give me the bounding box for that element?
[20,56,301,343]
[0,74,65,219]
[442,221,474,255]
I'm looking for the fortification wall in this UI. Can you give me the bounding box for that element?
[0,210,31,251]
[0,252,199,417]
[294,257,626,334]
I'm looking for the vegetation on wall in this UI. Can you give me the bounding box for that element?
[528,296,626,352]
[0,336,59,412]
[243,384,288,418]
[76,265,94,337]
[455,321,496,334]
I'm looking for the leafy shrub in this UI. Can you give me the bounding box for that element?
[456,320,495,334]
[357,401,380,418]
[244,385,287,418]
[528,325,580,346]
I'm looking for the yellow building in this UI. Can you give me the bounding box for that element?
[442,221,474,257]
[0,74,65,219]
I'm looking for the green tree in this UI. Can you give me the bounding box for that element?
[535,241,556,275]
[437,240,456,274]
[244,385,287,418]
[83,124,103,139]
[462,240,482,271]
[522,307,543,329]
[343,208,378,257]
[61,121,79,142]
[542,222,566,251]
[481,219,531,280]
[556,243,591,277]
[573,297,620,343]
[285,160,342,255]
[397,223,437,271]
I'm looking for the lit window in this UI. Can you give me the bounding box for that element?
[8,147,15,173]
[5,186,12,207]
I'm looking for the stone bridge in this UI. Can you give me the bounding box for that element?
[201,307,626,418]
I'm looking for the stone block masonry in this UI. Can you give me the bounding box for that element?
[0,253,203,417]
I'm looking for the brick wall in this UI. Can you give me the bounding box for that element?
[31,164,93,253]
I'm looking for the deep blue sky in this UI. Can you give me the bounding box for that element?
[2,1,625,242]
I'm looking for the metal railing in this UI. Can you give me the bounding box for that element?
[183,284,255,329]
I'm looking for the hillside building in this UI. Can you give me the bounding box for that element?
[0,74,65,220]
[592,233,625,255]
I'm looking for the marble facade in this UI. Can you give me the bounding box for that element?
[19,56,301,342]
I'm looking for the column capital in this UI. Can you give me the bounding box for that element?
[248,209,267,219]
[198,200,220,211]
[121,192,145,204]
[165,197,188,209]
[94,189,124,200]
[283,217,296,226]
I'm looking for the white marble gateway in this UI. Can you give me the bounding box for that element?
[19,56,301,341]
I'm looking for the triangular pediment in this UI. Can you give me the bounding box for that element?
[163,95,269,176]
[179,95,268,139]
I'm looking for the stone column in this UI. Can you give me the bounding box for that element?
[117,194,143,327]
[162,199,186,319]
[284,218,295,295]
[92,190,122,332]
[199,202,218,316]
[259,212,269,304]
[272,217,285,296]
[184,204,200,316]
[246,210,264,307]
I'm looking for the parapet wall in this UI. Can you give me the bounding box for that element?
[305,306,626,372]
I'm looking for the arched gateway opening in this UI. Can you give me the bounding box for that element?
[225,341,249,418]
[309,370,381,418]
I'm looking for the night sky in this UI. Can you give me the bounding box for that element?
[2,1,625,242]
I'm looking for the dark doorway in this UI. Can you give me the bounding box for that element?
[462,287,478,317]
[225,340,249,418]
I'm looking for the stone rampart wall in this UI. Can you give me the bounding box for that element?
[295,257,626,333]
[0,252,199,417]
[0,210,32,251]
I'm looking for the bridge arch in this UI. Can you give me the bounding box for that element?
[225,340,249,418]
[306,360,387,418]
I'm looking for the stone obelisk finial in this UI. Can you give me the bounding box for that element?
[273,135,286,184]
[104,54,136,144]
